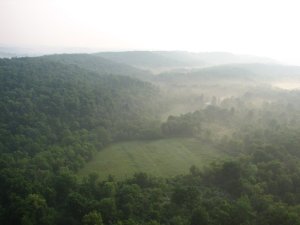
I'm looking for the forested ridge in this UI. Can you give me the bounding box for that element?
[1,55,300,225]
[42,54,151,79]
[0,57,162,224]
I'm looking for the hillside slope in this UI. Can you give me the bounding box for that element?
[42,53,151,78]
[0,57,160,162]
[96,51,276,72]
[155,63,300,85]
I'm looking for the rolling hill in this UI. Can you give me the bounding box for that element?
[41,53,152,79]
[0,57,161,158]
[95,51,276,72]
[154,63,300,85]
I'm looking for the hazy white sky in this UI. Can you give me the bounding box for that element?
[1,0,300,64]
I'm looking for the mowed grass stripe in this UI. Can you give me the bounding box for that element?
[78,138,228,180]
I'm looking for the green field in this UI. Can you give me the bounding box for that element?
[79,138,229,180]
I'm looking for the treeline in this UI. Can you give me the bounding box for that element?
[161,90,300,140]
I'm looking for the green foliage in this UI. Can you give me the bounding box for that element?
[0,56,161,225]
[82,211,103,225]
[42,53,151,79]
[161,113,201,137]
[1,54,300,225]
[190,207,209,225]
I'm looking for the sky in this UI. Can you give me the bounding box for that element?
[1,0,300,64]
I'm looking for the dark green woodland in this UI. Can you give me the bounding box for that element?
[1,52,300,225]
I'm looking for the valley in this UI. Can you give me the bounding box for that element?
[1,51,300,225]
[2,0,300,223]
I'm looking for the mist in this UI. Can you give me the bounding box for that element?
[2,1,300,224]
[1,0,300,65]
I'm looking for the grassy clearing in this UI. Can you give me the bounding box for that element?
[78,138,229,180]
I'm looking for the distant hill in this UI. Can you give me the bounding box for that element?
[42,53,151,78]
[95,51,191,72]
[231,63,300,81]
[155,64,257,85]
[0,47,31,58]
[155,63,300,84]
[0,51,16,58]
[156,51,276,66]
[95,51,276,72]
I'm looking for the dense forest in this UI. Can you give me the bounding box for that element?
[1,52,300,225]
